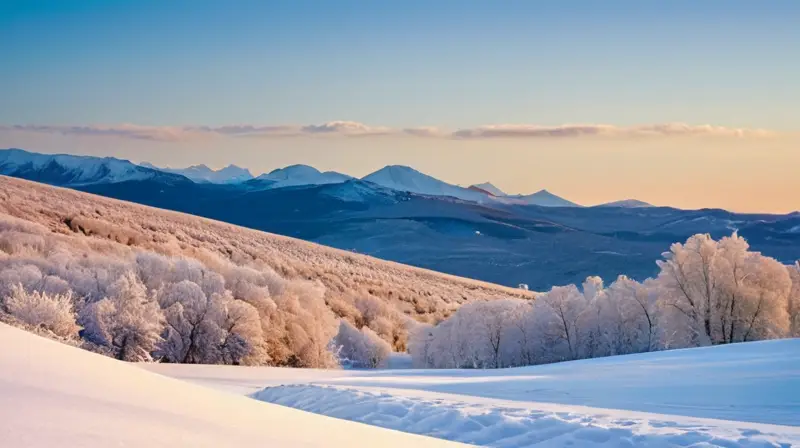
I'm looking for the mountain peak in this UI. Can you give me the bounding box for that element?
[363,165,486,202]
[256,164,350,188]
[597,199,653,208]
[139,161,253,183]
[509,189,580,207]
[471,182,506,197]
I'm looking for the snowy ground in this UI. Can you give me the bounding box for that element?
[5,322,797,447]
[0,324,462,448]
[148,340,800,448]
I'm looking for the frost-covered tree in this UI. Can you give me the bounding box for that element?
[158,280,225,363]
[216,292,267,365]
[407,322,435,368]
[655,233,792,347]
[83,272,165,362]
[4,284,80,339]
[334,320,392,368]
[605,276,659,353]
[789,262,800,337]
[272,280,339,368]
[535,284,589,361]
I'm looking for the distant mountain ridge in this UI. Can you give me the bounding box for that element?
[254,164,353,188]
[597,199,654,208]
[0,147,649,209]
[1,148,797,291]
[140,162,253,184]
[0,148,188,186]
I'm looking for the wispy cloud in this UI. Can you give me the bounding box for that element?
[1,122,778,142]
[0,124,208,142]
[451,123,777,139]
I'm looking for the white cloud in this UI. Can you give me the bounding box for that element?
[1,122,778,142]
[451,123,776,139]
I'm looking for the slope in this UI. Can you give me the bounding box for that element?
[0,324,463,448]
[0,148,187,186]
[363,165,486,202]
[149,339,800,447]
[0,175,534,322]
[141,162,254,183]
[255,164,352,188]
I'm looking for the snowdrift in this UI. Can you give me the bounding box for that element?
[0,323,462,447]
[150,339,800,447]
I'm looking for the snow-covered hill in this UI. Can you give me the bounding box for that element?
[0,148,181,186]
[470,182,506,197]
[141,162,253,183]
[150,339,800,448]
[509,189,580,207]
[363,165,486,202]
[255,164,352,188]
[0,324,461,448]
[597,199,654,208]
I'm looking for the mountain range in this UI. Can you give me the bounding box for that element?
[0,148,643,208]
[2,148,798,290]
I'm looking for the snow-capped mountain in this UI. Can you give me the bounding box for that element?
[470,182,506,197]
[141,162,253,184]
[254,164,352,188]
[596,199,653,208]
[362,165,485,202]
[507,189,580,207]
[0,148,184,186]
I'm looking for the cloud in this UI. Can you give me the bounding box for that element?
[1,122,778,142]
[0,124,211,142]
[451,123,776,139]
[300,121,393,136]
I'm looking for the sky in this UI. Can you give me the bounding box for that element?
[1,0,798,213]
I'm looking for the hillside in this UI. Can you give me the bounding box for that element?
[150,339,800,447]
[0,323,462,448]
[0,175,533,364]
[2,149,798,291]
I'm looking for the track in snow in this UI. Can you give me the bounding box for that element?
[254,384,799,448]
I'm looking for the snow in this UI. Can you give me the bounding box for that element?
[363,165,486,202]
[0,148,154,184]
[597,199,654,208]
[0,324,462,448]
[508,189,580,207]
[141,162,254,183]
[472,182,507,197]
[148,339,800,448]
[256,164,352,188]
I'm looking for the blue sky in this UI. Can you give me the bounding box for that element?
[2,0,798,128]
[1,1,798,212]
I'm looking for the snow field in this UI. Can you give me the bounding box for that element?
[254,385,800,448]
[0,324,463,448]
[150,338,800,448]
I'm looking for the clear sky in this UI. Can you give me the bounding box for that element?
[1,0,798,212]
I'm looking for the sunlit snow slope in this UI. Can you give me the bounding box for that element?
[149,340,800,448]
[0,324,463,448]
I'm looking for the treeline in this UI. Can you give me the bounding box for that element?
[409,233,800,369]
[3,208,798,370]
[0,214,406,367]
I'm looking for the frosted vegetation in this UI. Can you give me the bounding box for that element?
[1,176,798,369]
[411,234,800,369]
[0,176,531,367]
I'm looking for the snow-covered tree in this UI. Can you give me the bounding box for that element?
[789,262,800,337]
[84,272,165,362]
[4,284,80,339]
[654,233,792,347]
[158,280,224,363]
[334,320,392,368]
